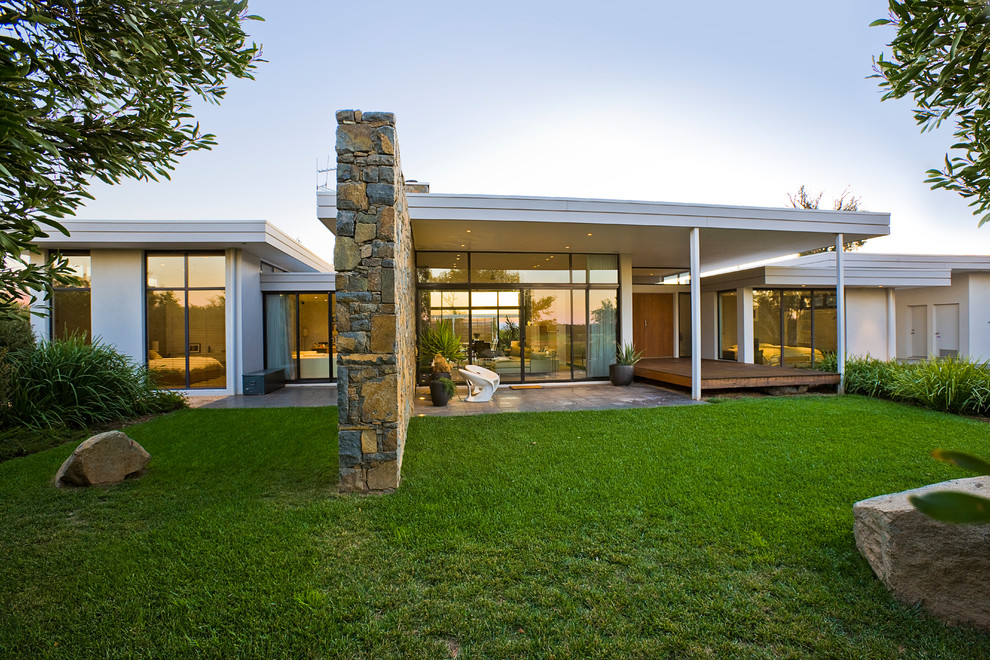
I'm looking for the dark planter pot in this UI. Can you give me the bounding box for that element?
[429,381,451,406]
[430,371,451,382]
[609,364,635,386]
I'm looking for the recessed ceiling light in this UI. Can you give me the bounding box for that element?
[565,246,570,249]
[466,229,471,233]
[460,244,465,247]
[587,233,592,236]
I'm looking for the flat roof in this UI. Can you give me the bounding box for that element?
[318,190,890,272]
[33,220,332,273]
[701,252,990,291]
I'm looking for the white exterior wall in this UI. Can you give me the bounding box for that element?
[895,275,970,360]
[90,250,145,362]
[238,250,265,384]
[846,288,890,359]
[700,291,718,359]
[968,273,990,362]
[619,254,633,347]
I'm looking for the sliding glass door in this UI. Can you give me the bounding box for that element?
[264,292,335,382]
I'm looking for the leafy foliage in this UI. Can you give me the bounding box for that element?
[2,335,185,429]
[788,185,867,253]
[910,449,990,524]
[817,354,990,416]
[0,1,261,317]
[418,319,465,368]
[873,2,990,226]
[614,342,644,365]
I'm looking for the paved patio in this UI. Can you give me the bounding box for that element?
[187,384,336,409]
[415,381,702,416]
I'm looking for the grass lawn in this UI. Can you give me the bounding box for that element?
[0,396,988,658]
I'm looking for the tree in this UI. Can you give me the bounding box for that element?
[1,1,262,318]
[873,2,990,227]
[788,185,867,254]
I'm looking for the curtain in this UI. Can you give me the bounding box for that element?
[588,291,617,377]
[266,294,296,380]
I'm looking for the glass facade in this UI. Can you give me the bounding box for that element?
[51,252,91,342]
[146,253,226,389]
[751,289,836,368]
[718,291,738,360]
[264,292,335,381]
[416,252,619,383]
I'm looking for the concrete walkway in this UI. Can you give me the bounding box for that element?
[187,384,336,409]
[415,381,702,417]
[186,381,701,415]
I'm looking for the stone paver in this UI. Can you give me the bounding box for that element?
[415,382,702,417]
[187,385,336,409]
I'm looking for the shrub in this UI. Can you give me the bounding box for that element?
[3,335,186,429]
[0,312,36,416]
[817,353,903,398]
[890,357,990,416]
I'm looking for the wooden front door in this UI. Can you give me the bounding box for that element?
[633,293,674,357]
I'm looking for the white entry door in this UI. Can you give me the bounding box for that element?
[935,303,960,358]
[909,305,928,358]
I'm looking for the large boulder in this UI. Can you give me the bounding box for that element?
[853,477,990,629]
[55,431,150,487]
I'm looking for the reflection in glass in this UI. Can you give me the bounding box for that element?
[147,290,187,388]
[470,253,569,284]
[147,255,185,288]
[813,291,837,359]
[588,290,617,377]
[753,290,781,366]
[525,289,570,381]
[571,290,587,379]
[718,291,738,360]
[416,252,468,283]
[187,290,226,388]
[62,254,91,285]
[266,294,297,380]
[52,289,91,342]
[782,291,813,367]
[588,254,618,284]
[188,255,226,288]
[298,294,331,379]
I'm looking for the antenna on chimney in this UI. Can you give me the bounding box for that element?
[316,156,336,190]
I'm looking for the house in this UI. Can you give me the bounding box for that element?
[324,109,893,492]
[702,252,990,364]
[29,220,335,395]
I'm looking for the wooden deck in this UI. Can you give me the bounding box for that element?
[634,358,840,391]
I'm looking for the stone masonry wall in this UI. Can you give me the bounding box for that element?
[334,110,416,493]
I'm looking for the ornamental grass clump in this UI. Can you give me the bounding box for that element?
[3,336,185,430]
[890,356,990,416]
[817,353,904,398]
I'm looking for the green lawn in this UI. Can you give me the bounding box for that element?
[0,396,988,658]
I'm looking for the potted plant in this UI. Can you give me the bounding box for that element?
[429,377,457,406]
[610,342,643,386]
[418,319,465,382]
[430,354,451,382]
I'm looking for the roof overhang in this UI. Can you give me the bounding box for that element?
[701,253,990,291]
[318,191,890,272]
[260,272,336,292]
[33,220,332,273]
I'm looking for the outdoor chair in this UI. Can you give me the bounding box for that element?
[458,364,500,403]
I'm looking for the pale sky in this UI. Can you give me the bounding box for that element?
[76,1,990,264]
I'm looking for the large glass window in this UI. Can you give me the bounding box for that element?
[264,293,335,381]
[416,252,618,382]
[718,291,738,360]
[753,289,835,368]
[51,252,91,342]
[146,253,226,389]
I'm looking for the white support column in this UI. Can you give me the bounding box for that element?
[738,287,754,363]
[835,234,846,394]
[886,288,896,361]
[690,228,701,401]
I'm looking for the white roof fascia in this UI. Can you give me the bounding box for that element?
[260,272,336,292]
[33,220,332,273]
[317,190,889,237]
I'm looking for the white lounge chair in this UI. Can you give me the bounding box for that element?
[458,364,500,403]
